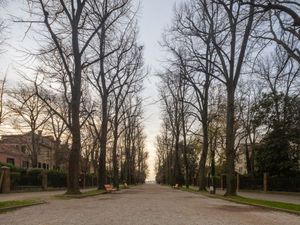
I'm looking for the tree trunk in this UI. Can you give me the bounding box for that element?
[67,84,81,194]
[225,85,237,196]
[245,140,252,174]
[31,132,38,168]
[98,93,108,189]
[112,118,119,189]
[198,74,210,191]
[66,23,82,194]
[198,117,209,191]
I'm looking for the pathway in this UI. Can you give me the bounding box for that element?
[0,184,299,225]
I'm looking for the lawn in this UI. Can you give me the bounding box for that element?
[175,185,300,214]
[226,196,300,213]
[0,199,44,212]
[56,189,106,199]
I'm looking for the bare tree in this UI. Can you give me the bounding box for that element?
[85,0,141,189]
[241,1,300,64]
[110,51,144,188]
[190,0,256,196]
[0,0,6,54]
[45,94,70,169]
[236,81,262,175]
[23,0,121,194]
[163,0,217,190]
[7,84,50,167]
[0,76,7,126]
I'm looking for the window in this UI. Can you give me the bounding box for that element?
[7,158,15,165]
[42,163,46,169]
[21,145,27,153]
[46,164,49,170]
[38,162,42,168]
[22,161,29,168]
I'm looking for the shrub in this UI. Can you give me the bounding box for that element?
[10,172,21,189]
[239,175,263,190]
[27,168,44,186]
[47,170,67,187]
[85,173,97,187]
[0,162,25,173]
[269,175,300,192]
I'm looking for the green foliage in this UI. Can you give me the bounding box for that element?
[268,175,300,192]
[56,189,105,200]
[84,173,97,187]
[255,128,297,176]
[10,172,21,189]
[228,196,300,213]
[252,92,300,176]
[239,174,263,190]
[48,170,67,187]
[0,162,26,173]
[0,200,42,210]
[27,168,44,186]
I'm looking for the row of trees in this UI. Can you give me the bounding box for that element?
[0,0,149,194]
[155,0,300,195]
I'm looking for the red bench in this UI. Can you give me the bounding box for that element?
[104,184,116,193]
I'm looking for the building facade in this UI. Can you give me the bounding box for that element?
[0,132,56,169]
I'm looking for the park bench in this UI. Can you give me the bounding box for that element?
[173,184,179,189]
[104,184,116,193]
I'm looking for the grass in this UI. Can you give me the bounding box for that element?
[0,199,45,212]
[174,185,300,214]
[225,196,300,213]
[238,189,300,196]
[55,183,133,199]
[12,187,65,193]
[55,189,106,199]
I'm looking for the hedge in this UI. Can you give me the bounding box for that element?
[3,164,97,189]
[239,175,263,190]
[0,162,26,173]
[48,170,67,187]
[10,172,21,189]
[269,176,300,192]
[26,168,43,186]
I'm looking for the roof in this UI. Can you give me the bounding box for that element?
[0,132,55,149]
[0,144,29,158]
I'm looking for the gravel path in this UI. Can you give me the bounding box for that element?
[0,184,299,225]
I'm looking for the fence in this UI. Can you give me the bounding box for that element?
[268,176,300,192]
[0,164,97,193]
[206,173,300,193]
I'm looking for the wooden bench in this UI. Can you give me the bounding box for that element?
[173,184,179,189]
[104,184,116,193]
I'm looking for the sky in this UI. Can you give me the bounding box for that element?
[137,0,181,180]
[0,0,182,181]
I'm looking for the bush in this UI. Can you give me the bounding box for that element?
[10,172,21,189]
[239,175,263,190]
[47,170,67,187]
[269,175,300,192]
[84,173,97,187]
[27,168,44,186]
[0,162,26,173]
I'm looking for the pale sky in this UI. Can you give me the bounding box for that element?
[0,0,182,181]
[137,0,181,180]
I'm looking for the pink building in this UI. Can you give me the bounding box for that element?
[0,144,30,168]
